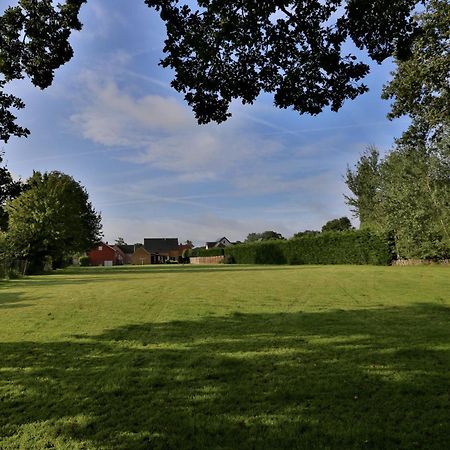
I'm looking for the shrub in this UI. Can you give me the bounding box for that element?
[6,268,22,279]
[79,256,90,266]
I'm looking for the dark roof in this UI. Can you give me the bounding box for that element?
[206,237,232,248]
[144,238,179,254]
[117,244,135,254]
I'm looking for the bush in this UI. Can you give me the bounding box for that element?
[79,256,90,266]
[6,268,22,279]
[225,230,394,265]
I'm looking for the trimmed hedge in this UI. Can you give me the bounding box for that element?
[224,241,286,264]
[224,230,394,265]
[191,247,225,257]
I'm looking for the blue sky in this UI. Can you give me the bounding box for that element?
[2,0,409,245]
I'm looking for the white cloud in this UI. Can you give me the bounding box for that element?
[71,76,192,147]
[69,57,356,242]
[71,70,284,181]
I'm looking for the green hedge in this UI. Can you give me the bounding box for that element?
[224,241,286,264]
[191,247,225,257]
[224,230,394,265]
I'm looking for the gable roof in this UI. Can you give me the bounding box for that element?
[206,237,232,248]
[117,244,135,255]
[92,242,117,253]
[111,245,126,259]
[216,237,231,243]
[133,246,150,255]
[144,238,179,254]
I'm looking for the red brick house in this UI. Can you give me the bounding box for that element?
[87,242,122,266]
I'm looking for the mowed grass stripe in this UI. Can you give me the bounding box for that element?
[1,265,449,449]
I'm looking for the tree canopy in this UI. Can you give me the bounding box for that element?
[0,0,423,142]
[245,231,285,243]
[0,152,23,230]
[6,171,102,271]
[345,1,450,259]
[321,217,353,233]
[382,0,450,147]
[344,146,383,231]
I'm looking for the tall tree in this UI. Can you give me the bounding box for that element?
[379,139,450,259]
[0,0,422,141]
[6,171,102,272]
[346,1,449,259]
[382,0,450,148]
[344,146,384,230]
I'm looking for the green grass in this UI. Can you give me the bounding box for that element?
[1,264,449,449]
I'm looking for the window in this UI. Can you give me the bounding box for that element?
[98,246,103,251]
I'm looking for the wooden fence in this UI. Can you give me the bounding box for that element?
[190,256,224,265]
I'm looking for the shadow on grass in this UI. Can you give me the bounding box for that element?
[1,304,449,449]
[10,265,307,288]
[54,265,303,276]
[0,290,32,309]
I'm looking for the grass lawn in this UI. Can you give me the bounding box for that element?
[0,264,449,449]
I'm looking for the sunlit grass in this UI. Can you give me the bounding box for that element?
[1,265,449,449]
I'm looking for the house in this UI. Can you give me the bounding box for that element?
[117,244,136,264]
[87,242,122,266]
[111,245,126,265]
[130,246,151,265]
[205,237,232,249]
[144,238,180,263]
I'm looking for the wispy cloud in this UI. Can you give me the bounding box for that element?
[70,67,285,183]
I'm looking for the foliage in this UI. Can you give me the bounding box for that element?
[292,230,320,239]
[345,140,450,260]
[226,230,393,265]
[379,139,450,259]
[286,230,393,265]
[0,0,424,140]
[321,217,353,232]
[382,0,450,146]
[0,265,449,449]
[79,255,90,267]
[191,247,224,257]
[227,241,287,264]
[345,2,450,259]
[344,146,384,230]
[222,254,235,264]
[0,80,30,142]
[245,231,285,243]
[114,237,125,246]
[6,171,102,273]
[0,152,23,230]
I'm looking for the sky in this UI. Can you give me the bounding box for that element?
[1,0,409,246]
